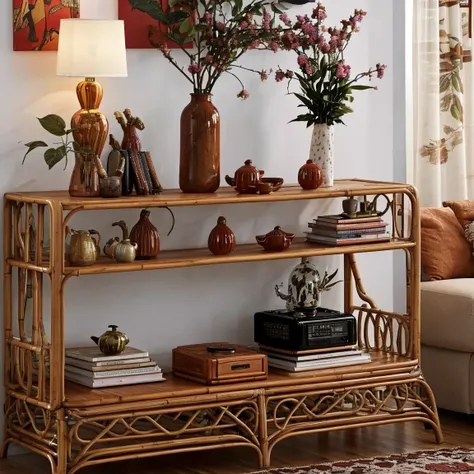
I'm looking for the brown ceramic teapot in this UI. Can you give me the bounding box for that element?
[256,226,295,252]
[225,159,264,194]
[91,325,130,355]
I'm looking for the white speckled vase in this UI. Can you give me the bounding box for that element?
[309,124,334,187]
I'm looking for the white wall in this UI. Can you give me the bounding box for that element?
[0,0,397,442]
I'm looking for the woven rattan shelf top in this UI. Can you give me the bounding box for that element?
[63,352,418,409]
[5,179,414,211]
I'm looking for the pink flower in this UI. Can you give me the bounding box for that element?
[285,69,294,78]
[305,64,312,75]
[216,21,226,32]
[269,41,279,52]
[188,64,202,74]
[263,9,271,32]
[237,89,250,100]
[260,69,270,81]
[279,13,291,26]
[312,3,327,21]
[275,69,286,82]
[240,20,249,29]
[202,11,212,25]
[376,63,387,79]
[204,55,213,64]
[297,54,308,66]
[336,62,351,79]
[159,43,170,57]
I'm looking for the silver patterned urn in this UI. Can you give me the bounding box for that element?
[275,257,341,312]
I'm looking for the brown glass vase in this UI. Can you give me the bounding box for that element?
[208,216,236,255]
[130,210,160,259]
[180,94,220,193]
[69,152,101,197]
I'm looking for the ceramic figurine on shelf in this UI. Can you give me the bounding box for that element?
[256,226,295,252]
[91,325,130,355]
[112,220,137,262]
[114,108,145,154]
[208,216,236,255]
[275,257,342,312]
[67,229,101,267]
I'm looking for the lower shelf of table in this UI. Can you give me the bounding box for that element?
[64,352,419,409]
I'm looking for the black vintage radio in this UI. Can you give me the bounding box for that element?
[254,308,357,352]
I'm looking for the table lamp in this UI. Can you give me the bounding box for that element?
[57,19,128,158]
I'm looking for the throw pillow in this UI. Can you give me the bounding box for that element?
[443,200,474,228]
[420,207,473,280]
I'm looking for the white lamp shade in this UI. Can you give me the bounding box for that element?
[57,19,128,78]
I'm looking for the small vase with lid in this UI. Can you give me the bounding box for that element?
[208,216,236,255]
[130,210,160,259]
[298,160,323,190]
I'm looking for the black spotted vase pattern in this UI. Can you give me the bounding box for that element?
[309,124,334,187]
[275,257,322,311]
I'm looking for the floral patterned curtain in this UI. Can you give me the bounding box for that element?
[414,0,474,206]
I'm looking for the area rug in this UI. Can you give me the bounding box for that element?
[250,448,474,473]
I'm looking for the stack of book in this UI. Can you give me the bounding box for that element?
[259,345,371,372]
[65,346,165,388]
[306,214,390,246]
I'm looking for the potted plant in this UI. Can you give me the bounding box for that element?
[22,114,102,197]
[129,0,282,193]
[273,3,386,187]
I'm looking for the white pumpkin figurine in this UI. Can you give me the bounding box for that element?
[275,257,341,312]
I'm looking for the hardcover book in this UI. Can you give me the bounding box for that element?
[65,346,149,363]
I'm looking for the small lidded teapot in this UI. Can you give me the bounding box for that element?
[256,226,295,252]
[225,159,264,194]
[68,228,101,267]
[91,325,130,355]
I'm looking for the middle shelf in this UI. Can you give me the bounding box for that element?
[7,238,415,276]
[63,238,414,276]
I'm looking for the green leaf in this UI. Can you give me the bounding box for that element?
[350,85,374,91]
[451,94,463,122]
[168,0,180,7]
[452,72,463,93]
[440,73,451,94]
[179,17,193,34]
[44,146,67,170]
[22,140,48,164]
[166,9,191,24]
[38,114,67,136]
[129,0,167,22]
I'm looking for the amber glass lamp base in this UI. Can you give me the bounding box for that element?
[71,78,109,158]
[69,78,109,198]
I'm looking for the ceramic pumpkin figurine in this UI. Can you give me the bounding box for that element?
[208,216,236,255]
[298,160,323,190]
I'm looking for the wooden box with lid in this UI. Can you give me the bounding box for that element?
[172,342,268,385]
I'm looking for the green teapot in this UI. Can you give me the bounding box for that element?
[91,325,130,355]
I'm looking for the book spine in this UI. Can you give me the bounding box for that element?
[65,351,150,363]
[144,151,163,193]
[119,150,133,196]
[310,227,387,237]
[306,235,390,246]
[65,357,151,368]
[66,365,161,379]
[317,216,381,224]
[310,221,387,231]
[66,371,165,388]
[139,151,154,195]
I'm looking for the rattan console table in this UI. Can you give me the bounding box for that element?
[1,179,443,474]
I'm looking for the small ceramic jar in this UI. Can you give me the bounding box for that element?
[256,226,295,251]
[298,160,323,190]
[130,210,160,259]
[100,177,122,198]
[208,216,236,255]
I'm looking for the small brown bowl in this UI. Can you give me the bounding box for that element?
[100,177,122,198]
[260,177,284,192]
[257,182,273,194]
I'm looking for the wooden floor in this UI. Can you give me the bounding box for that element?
[1,410,473,474]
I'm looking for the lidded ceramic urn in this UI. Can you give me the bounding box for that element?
[130,209,160,259]
[298,160,323,190]
[208,216,236,255]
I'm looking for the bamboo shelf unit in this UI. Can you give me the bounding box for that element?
[1,179,443,474]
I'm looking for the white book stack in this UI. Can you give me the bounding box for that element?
[65,346,165,388]
[259,346,371,372]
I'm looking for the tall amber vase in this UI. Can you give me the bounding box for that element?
[180,94,220,193]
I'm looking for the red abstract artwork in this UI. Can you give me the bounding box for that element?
[13,0,80,51]
[118,0,167,49]
[118,0,191,49]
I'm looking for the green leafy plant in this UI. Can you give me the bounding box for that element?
[273,3,386,126]
[22,114,89,170]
